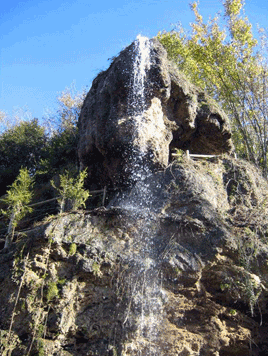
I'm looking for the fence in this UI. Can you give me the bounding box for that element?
[172,149,236,161]
[0,188,108,239]
[0,150,237,241]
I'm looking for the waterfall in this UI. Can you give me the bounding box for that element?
[121,35,165,356]
[121,35,153,211]
[131,34,151,121]
[127,35,152,188]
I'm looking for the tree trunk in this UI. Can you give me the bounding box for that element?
[4,210,16,249]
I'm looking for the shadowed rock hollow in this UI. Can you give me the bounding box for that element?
[78,38,233,188]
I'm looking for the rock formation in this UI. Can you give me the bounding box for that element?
[1,157,268,355]
[2,37,268,356]
[78,38,233,188]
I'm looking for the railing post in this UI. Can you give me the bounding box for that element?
[186,150,190,160]
[102,186,107,206]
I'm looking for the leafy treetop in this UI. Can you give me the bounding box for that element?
[1,167,34,248]
[51,169,90,213]
[158,0,268,176]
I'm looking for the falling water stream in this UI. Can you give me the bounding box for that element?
[120,35,165,356]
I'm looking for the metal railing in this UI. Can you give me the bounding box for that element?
[172,149,236,160]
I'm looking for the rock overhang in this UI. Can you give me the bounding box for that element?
[78,37,233,188]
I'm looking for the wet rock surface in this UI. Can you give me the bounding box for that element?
[78,38,233,188]
[1,157,268,355]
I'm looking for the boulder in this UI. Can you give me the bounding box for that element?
[78,37,233,188]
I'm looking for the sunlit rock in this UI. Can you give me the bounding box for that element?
[78,38,233,188]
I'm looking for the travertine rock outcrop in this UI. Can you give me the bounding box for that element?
[1,157,268,356]
[4,36,268,356]
[78,38,233,188]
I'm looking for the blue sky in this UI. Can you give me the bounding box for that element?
[1,0,268,121]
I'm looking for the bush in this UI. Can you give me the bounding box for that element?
[1,168,34,248]
[51,169,90,213]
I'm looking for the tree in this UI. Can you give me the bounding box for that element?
[51,169,90,213]
[0,106,33,135]
[157,0,268,175]
[0,119,48,195]
[56,84,86,132]
[37,128,79,180]
[0,84,87,191]
[0,111,7,133]
[43,83,86,135]
[1,168,34,248]
[38,84,87,179]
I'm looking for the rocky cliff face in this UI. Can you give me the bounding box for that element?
[1,156,268,356]
[1,37,267,356]
[78,38,233,189]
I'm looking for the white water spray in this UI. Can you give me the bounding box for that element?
[122,35,165,356]
[132,35,151,117]
[119,35,153,211]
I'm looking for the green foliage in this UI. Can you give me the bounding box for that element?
[220,283,230,291]
[46,281,59,302]
[69,242,77,256]
[2,168,34,223]
[57,278,66,286]
[1,168,34,248]
[0,85,86,193]
[158,0,268,175]
[229,309,237,315]
[37,85,86,181]
[37,324,45,338]
[0,119,47,195]
[173,149,185,163]
[37,127,79,181]
[51,168,90,213]
[92,261,103,277]
[37,338,45,356]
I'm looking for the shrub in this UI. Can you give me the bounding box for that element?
[51,169,90,213]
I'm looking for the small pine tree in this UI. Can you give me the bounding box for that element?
[1,167,34,248]
[51,169,90,213]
